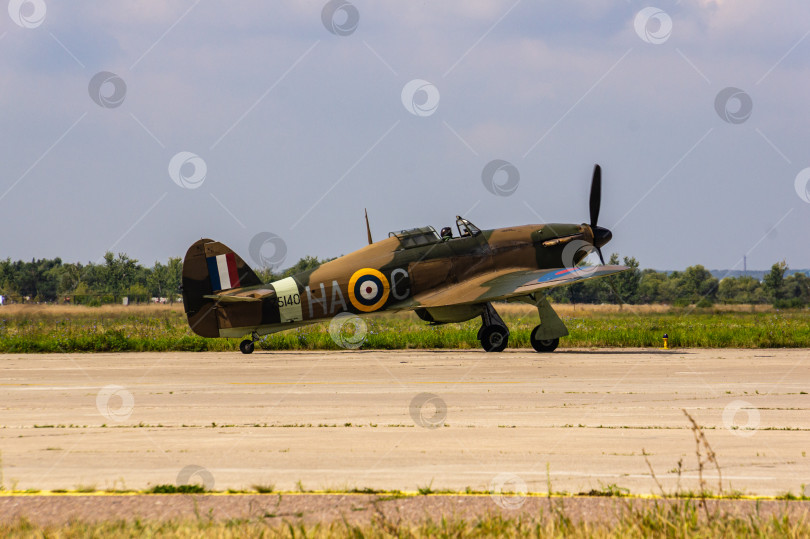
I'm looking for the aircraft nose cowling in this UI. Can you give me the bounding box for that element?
[592,225,612,248]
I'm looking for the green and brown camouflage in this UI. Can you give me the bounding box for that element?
[182,218,620,338]
[182,164,626,352]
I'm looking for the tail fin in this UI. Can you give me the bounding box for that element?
[182,239,262,337]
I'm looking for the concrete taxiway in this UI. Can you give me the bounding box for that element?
[1,349,808,496]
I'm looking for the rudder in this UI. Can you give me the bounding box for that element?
[182,238,263,337]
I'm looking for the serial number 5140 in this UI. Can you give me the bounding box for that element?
[278,294,300,307]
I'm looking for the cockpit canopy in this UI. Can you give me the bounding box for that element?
[388,226,441,248]
[389,216,481,249]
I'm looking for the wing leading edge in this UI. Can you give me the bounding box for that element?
[409,265,630,309]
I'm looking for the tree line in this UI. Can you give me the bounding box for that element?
[548,256,810,308]
[0,253,182,305]
[0,253,325,305]
[0,253,807,308]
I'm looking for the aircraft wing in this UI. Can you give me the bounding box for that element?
[408,265,629,308]
[203,287,276,303]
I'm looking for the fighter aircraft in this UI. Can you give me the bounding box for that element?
[182,165,628,354]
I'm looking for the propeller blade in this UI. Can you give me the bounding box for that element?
[589,164,601,228]
[595,246,605,265]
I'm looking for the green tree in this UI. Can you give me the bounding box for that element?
[638,269,667,303]
[776,271,810,308]
[673,265,718,304]
[783,273,810,305]
[126,283,150,304]
[0,258,15,297]
[9,258,63,302]
[717,276,767,304]
[71,282,94,305]
[166,257,182,302]
[147,261,169,298]
[101,252,139,300]
[79,261,105,298]
[763,260,787,302]
[53,262,83,296]
[607,254,640,305]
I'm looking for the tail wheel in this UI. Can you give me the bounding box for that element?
[480,325,508,352]
[530,325,559,352]
[239,339,255,354]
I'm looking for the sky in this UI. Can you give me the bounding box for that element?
[1,0,809,272]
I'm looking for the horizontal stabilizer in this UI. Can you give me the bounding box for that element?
[203,294,260,303]
[203,288,277,303]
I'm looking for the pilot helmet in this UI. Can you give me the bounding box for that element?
[440,226,452,238]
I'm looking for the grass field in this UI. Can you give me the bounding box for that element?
[3,499,809,538]
[0,303,807,353]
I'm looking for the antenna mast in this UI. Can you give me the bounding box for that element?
[364,208,373,245]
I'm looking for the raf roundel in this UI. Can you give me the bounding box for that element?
[348,268,390,312]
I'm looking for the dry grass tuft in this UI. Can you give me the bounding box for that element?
[0,303,184,319]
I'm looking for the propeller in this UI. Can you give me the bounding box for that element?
[542,164,614,264]
[589,164,601,229]
[587,164,612,265]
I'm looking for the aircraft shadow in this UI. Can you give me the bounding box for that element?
[543,349,687,355]
[251,349,688,356]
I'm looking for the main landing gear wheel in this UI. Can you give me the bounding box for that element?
[480,325,509,352]
[530,325,559,352]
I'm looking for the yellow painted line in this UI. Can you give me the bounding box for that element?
[0,490,787,501]
[230,381,524,386]
[1,381,525,387]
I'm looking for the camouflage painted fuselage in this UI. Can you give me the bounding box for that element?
[183,222,592,338]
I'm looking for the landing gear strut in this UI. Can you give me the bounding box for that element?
[518,294,569,353]
[239,331,260,354]
[478,302,509,352]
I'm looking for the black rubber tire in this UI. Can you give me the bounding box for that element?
[239,339,255,354]
[480,325,508,352]
[530,326,559,352]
